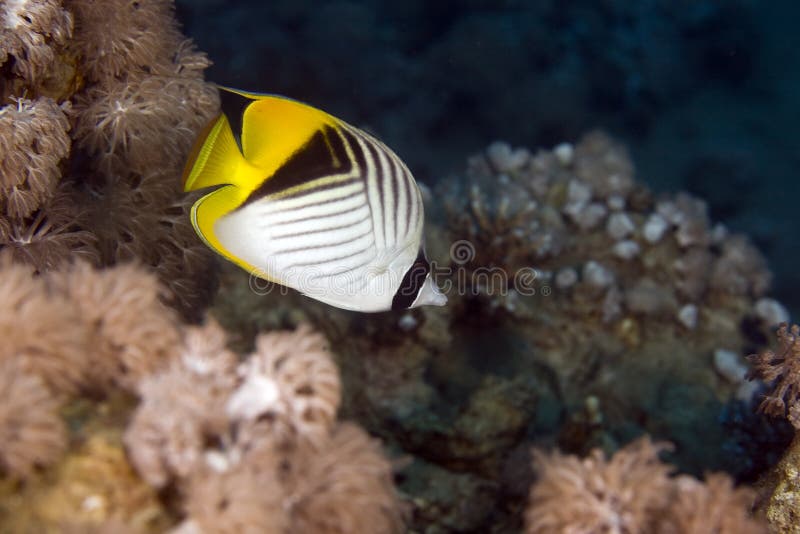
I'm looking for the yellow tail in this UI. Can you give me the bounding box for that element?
[182,113,262,192]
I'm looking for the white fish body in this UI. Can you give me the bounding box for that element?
[182,88,446,312]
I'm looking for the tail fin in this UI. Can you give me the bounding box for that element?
[182,114,246,192]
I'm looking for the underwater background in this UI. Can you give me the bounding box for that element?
[1,0,800,532]
[176,0,800,321]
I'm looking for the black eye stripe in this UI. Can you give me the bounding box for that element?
[391,249,430,310]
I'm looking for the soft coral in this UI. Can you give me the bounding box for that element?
[747,323,800,429]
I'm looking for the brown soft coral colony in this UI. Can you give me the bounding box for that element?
[67,0,182,81]
[0,256,185,482]
[126,323,402,533]
[176,459,289,534]
[0,0,73,90]
[0,0,220,320]
[125,320,237,488]
[226,324,342,448]
[748,323,800,429]
[0,359,67,479]
[525,437,766,534]
[525,437,674,533]
[48,260,183,392]
[0,255,88,396]
[0,248,403,531]
[0,97,70,220]
[285,423,404,534]
[665,473,767,534]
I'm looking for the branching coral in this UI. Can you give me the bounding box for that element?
[747,323,800,429]
[571,130,635,199]
[442,148,557,279]
[525,437,766,534]
[436,130,779,363]
[0,358,67,478]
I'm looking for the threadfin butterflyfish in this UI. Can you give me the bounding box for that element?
[182,86,447,312]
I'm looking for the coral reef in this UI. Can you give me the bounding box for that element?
[0,256,88,396]
[0,359,67,479]
[211,131,792,532]
[0,0,220,319]
[442,133,773,323]
[0,0,73,95]
[760,433,800,534]
[0,257,182,482]
[525,437,766,533]
[746,323,800,533]
[127,322,402,534]
[1,2,797,532]
[0,258,402,532]
[748,323,800,429]
[0,96,70,221]
[50,260,183,393]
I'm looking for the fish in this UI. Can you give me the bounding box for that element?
[182,87,447,312]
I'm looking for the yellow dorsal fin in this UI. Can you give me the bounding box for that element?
[182,112,263,192]
[217,86,337,177]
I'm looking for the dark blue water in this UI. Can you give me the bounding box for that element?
[176,0,800,319]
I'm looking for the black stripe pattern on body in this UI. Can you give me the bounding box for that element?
[242,124,352,206]
[343,125,421,251]
[234,118,424,295]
